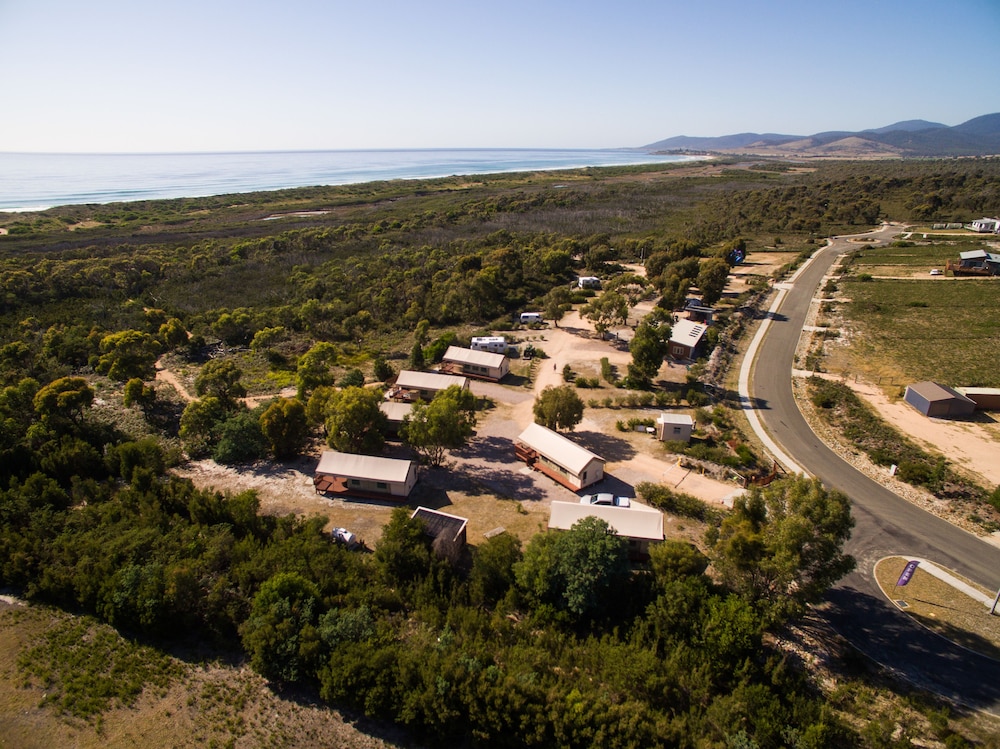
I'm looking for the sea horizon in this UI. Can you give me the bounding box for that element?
[0,148,703,213]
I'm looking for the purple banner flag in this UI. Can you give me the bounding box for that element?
[896,560,920,587]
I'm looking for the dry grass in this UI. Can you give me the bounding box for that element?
[874,557,1000,662]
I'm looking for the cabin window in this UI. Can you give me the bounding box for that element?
[376,482,388,490]
[350,479,361,486]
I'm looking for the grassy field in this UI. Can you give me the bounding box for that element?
[839,264,1000,387]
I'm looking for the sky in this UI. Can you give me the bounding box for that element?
[1,0,999,153]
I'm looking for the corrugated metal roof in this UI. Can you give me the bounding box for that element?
[396,370,469,391]
[442,345,507,369]
[670,319,707,345]
[315,450,414,483]
[379,401,413,423]
[657,412,694,426]
[411,506,468,543]
[906,381,976,404]
[548,501,664,541]
[516,422,604,475]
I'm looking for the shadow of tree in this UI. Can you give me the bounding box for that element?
[569,429,637,462]
[580,473,636,500]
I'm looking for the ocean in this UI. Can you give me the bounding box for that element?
[0,149,700,212]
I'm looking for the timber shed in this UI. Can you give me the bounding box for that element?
[515,422,605,490]
[440,345,510,381]
[314,450,417,499]
[903,381,977,418]
[669,319,707,361]
[548,501,664,561]
[411,506,469,548]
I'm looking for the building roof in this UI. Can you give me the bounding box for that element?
[316,450,414,483]
[670,319,707,346]
[548,501,664,541]
[516,422,604,475]
[379,401,413,423]
[411,506,468,543]
[442,345,507,369]
[960,249,988,260]
[906,381,976,405]
[657,412,694,426]
[395,369,469,392]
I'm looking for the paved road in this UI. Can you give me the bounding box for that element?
[746,225,1000,713]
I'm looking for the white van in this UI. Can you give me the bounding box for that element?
[519,312,543,324]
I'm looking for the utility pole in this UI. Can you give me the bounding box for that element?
[991,586,1000,616]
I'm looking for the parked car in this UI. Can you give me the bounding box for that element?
[579,493,631,507]
[929,269,943,276]
[331,527,360,548]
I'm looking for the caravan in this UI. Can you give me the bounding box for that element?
[519,312,543,325]
[470,336,508,354]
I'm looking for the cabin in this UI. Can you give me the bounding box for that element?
[548,501,664,561]
[314,450,418,499]
[514,422,605,491]
[656,412,694,443]
[440,345,510,381]
[471,336,508,354]
[388,370,469,402]
[903,381,977,418]
[947,249,1000,276]
[668,319,708,361]
[379,401,413,437]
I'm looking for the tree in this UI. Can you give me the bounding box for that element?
[373,506,432,585]
[401,384,477,467]
[296,342,338,398]
[123,377,156,416]
[95,330,162,382]
[195,359,247,407]
[707,476,855,622]
[259,397,309,459]
[627,321,668,387]
[696,257,731,306]
[179,396,227,457]
[372,355,394,383]
[213,409,269,465]
[469,532,523,607]
[33,376,94,426]
[533,385,584,432]
[581,290,627,338]
[514,516,630,622]
[240,572,322,684]
[542,286,572,328]
[157,317,188,350]
[323,386,387,454]
[408,341,425,371]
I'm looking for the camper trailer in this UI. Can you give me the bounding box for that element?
[519,312,543,324]
[470,336,508,354]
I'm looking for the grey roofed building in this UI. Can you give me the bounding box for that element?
[411,506,469,547]
[903,381,977,418]
[668,319,707,361]
[314,450,418,498]
[515,422,605,490]
[440,345,510,381]
[548,500,664,560]
[389,369,469,402]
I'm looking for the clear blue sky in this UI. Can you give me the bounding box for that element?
[2,0,998,152]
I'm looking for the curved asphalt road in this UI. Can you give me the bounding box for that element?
[746,225,1000,713]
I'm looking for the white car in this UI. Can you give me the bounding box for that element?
[331,527,359,548]
[579,493,631,507]
[929,269,943,276]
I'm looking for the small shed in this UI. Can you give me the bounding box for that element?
[903,381,977,418]
[440,345,510,381]
[656,412,694,443]
[314,450,418,499]
[390,370,469,402]
[515,422,605,490]
[669,319,707,361]
[548,501,664,561]
[411,506,469,548]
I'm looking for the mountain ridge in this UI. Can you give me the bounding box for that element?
[642,114,1000,158]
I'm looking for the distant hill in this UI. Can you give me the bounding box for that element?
[642,114,1000,158]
